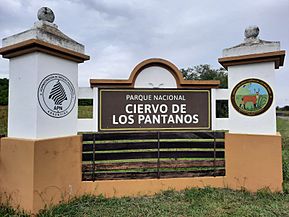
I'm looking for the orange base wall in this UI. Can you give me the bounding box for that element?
[80,132,283,196]
[225,133,283,192]
[0,136,82,213]
[0,132,283,213]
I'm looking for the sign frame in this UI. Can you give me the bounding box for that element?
[98,88,211,131]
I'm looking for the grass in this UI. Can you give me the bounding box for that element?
[30,188,289,216]
[277,117,289,144]
[5,188,289,216]
[277,118,289,182]
[0,106,8,135]
[78,105,93,119]
[1,107,289,216]
[0,204,29,217]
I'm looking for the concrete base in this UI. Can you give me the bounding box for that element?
[224,132,283,192]
[0,132,283,214]
[0,135,82,213]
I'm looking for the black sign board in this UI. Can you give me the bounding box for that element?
[99,89,211,131]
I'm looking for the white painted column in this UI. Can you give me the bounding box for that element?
[211,88,230,131]
[93,87,99,132]
[219,26,285,135]
[211,89,216,130]
[77,87,97,132]
[0,7,89,139]
[227,63,276,134]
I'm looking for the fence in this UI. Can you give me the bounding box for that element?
[82,131,225,181]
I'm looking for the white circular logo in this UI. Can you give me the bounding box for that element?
[38,73,76,118]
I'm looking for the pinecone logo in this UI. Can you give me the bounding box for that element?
[49,80,67,105]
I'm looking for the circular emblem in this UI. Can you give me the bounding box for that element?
[38,73,76,118]
[231,78,273,116]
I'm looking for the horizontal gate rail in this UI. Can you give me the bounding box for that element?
[82,141,224,152]
[82,131,226,181]
[82,160,225,171]
[83,151,225,161]
[82,132,158,141]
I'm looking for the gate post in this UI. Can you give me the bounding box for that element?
[219,26,285,191]
[0,7,89,213]
[219,26,285,135]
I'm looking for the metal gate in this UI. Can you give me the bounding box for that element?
[82,131,225,181]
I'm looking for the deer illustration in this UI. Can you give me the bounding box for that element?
[240,89,260,109]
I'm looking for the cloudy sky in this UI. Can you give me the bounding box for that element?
[0,0,288,105]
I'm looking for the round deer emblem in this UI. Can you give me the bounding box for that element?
[231,78,273,116]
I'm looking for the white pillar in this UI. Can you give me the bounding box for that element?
[218,26,285,135]
[0,7,89,139]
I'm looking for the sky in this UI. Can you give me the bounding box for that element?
[0,0,288,106]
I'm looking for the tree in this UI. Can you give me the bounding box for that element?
[181,64,228,88]
[280,105,289,111]
[181,65,228,118]
[0,78,9,105]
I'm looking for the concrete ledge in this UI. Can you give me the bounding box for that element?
[218,50,285,69]
[0,39,90,63]
[81,177,225,197]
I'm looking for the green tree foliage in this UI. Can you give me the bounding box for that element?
[0,78,9,105]
[181,65,228,117]
[278,105,289,111]
[78,99,93,106]
[181,64,228,88]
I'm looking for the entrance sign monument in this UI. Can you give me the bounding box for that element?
[99,89,210,131]
[0,8,286,214]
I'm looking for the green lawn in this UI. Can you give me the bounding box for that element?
[0,106,8,135]
[1,108,289,216]
[277,118,289,182]
[78,105,93,119]
[3,187,289,217]
[277,117,289,146]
